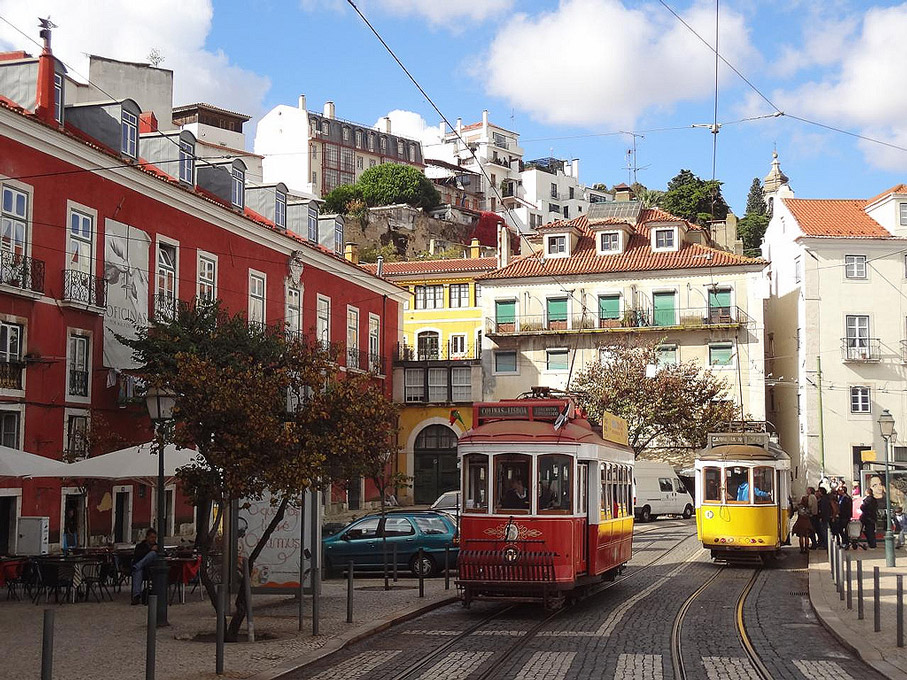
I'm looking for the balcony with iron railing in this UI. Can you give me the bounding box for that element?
[62,269,108,308]
[486,306,752,336]
[394,342,481,363]
[0,360,25,389]
[841,338,881,362]
[0,250,45,295]
[69,369,89,397]
[346,346,386,375]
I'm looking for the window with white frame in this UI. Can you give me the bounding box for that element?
[249,273,265,326]
[845,255,867,279]
[656,344,677,366]
[275,191,287,229]
[66,413,89,458]
[178,139,195,184]
[405,368,425,403]
[197,254,217,302]
[845,314,870,358]
[368,132,375,151]
[333,221,343,254]
[428,368,447,402]
[600,231,620,252]
[316,296,330,346]
[53,73,63,124]
[494,350,517,374]
[1,185,28,257]
[449,334,466,356]
[286,287,301,335]
[0,410,19,447]
[355,130,363,148]
[396,140,404,156]
[547,235,566,255]
[307,205,318,242]
[709,342,734,367]
[368,315,380,371]
[850,386,871,413]
[414,285,444,310]
[794,256,802,283]
[546,348,569,372]
[68,333,89,397]
[475,283,482,307]
[68,210,93,274]
[342,126,350,142]
[451,366,471,401]
[654,228,675,250]
[156,243,177,316]
[0,322,21,364]
[347,307,359,368]
[356,156,363,170]
[121,110,138,158]
[449,283,469,308]
[901,203,907,227]
[231,166,245,208]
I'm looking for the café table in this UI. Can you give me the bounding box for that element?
[167,555,201,604]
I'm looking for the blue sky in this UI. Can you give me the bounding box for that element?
[2,0,907,213]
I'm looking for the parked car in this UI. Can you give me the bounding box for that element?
[430,490,461,523]
[633,460,695,521]
[322,510,458,578]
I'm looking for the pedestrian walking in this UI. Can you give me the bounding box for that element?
[861,491,879,550]
[896,507,907,548]
[817,487,832,548]
[836,485,853,547]
[807,486,819,549]
[792,496,813,553]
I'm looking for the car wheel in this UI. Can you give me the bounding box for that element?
[682,504,694,520]
[640,505,652,522]
[410,553,436,578]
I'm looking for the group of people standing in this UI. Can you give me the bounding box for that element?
[792,485,879,552]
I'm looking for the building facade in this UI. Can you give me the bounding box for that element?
[762,154,907,491]
[0,34,406,553]
[478,201,768,438]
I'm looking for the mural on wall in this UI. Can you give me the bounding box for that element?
[103,219,150,369]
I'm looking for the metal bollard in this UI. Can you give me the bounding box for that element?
[146,595,157,680]
[393,544,398,583]
[383,538,389,592]
[444,546,450,591]
[874,566,881,633]
[828,527,833,565]
[312,566,320,636]
[41,609,54,680]
[846,554,853,610]
[858,560,865,620]
[347,561,354,624]
[216,585,225,675]
[838,550,845,601]
[830,536,837,581]
[418,547,425,598]
[242,557,255,643]
[899,574,904,648]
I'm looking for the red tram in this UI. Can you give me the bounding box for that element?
[455,397,635,608]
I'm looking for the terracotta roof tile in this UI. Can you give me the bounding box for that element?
[361,257,498,277]
[480,211,762,280]
[783,198,892,238]
[865,184,907,207]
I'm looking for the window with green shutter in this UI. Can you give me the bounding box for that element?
[708,288,732,320]
[653,291,676,327]
[547,298,568,322]
[709,343,734,366]
[598,294,620,320]
[495,300,516,324]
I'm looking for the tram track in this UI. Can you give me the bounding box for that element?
[671,567,771,680]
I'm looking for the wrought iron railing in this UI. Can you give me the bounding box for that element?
[69,369,89,397]
[395,343,481,362]
[152,293,188,321]
[841,337,881,362]
[0,360,25,389]
[0,251,45,294]
[62,269,108,307]
[345,346,386,375]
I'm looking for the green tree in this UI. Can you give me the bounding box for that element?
[743,177,767,217]
[358,163,441,209]
[737,178,769,253]
[322,184,363,215]
[573,339,740,462]
[660,169,729,226]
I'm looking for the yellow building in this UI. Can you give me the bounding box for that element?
[363,250,497,504]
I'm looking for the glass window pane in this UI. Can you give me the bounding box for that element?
[382,517,415,537]
[538,455,572,512]
[495,455,530,513]
[710,344,733,366]
[547,349,568,371]
[345,517,379,539]
[725,467,751,503]
[598,295,620,319]
[494,351,516,373]
[752,467,774,504]
[495,300,515,324]
[546,298,567,321]
[465,454,488,512]
[703,467,721,502]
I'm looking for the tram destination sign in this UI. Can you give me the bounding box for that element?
[708,432,769,447]
[476,404,565,420]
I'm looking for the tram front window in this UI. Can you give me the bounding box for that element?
[752,467,774,504]
[703,467,722,503]
[726,467,750,503]
[538,455,572,513]
[464,454,488,512]
[495,455,530,513]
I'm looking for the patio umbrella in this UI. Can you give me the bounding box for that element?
[0,445,70,478]
[55,442,201,485]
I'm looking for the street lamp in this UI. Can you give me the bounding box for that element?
[145,385,177,626]
[879,408,896,567]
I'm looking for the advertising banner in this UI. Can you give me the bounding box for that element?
[103,219,150,369]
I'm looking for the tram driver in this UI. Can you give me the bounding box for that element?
[502,477,530,509]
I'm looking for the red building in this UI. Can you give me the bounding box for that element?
[0,31,405,554]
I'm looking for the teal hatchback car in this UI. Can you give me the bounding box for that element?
[323,511,458,578]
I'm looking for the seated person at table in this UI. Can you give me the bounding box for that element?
[131,528,159,605]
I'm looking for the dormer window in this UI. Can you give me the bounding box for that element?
[653,227,676,251]
[178,139,195,184]
[547,235,567,256]
[600,231,620,253]
[231,167,245,209]
[333,220,344,254]
[900,203,907,226]
[321,120,330,135]
[53,73,63,124]
[307,205,318,242]
[121,110,138,158]
[275,191,287,229]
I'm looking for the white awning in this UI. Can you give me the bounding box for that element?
[0,446,69,478]
[55,442,200,483]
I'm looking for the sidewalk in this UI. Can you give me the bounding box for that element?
[809,546,907,680]
[0,575,456,680]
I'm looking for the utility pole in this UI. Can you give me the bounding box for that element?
[817,356,826,480]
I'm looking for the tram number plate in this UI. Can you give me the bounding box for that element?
[708,432,768,447]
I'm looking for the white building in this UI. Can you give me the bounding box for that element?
[761,153,907,491]
[478,200,768,430]
[254,96,424,198]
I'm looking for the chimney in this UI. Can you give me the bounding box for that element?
[383,116,392,134]
[496,224,510,268]
[614,184,635,202]
[139,112,158,133]
[298,94,306,111]
[469,238,481,259]
[324,101,335,119]
[439,120,446,135]
[34,18,57,125]
[572,158,579,181]
[456,117,462,134]
[482,109,489,129]
[376,255,384,278]
[344,242,359,264]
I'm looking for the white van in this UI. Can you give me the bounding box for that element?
[633,461,694,521]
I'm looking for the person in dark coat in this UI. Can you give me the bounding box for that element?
[835,486,853,547]
[131,528,160,604]
[816,488,832,548]
[861,492,879,549]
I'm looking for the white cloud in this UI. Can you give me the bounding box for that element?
[769,15,856,79]
[481,0,757,129]
[0,1,270,119]
[300,0,513,29]
[374,109,443,148]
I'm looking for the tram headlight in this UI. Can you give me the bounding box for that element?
[705,510,714,519]
[503,547,519,564]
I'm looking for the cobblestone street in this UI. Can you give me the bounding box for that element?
[290,521,887,680]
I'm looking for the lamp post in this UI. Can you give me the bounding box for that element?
[145,385,177,626]
[879,408,896,568]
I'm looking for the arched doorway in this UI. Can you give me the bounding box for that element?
[413,424,458,504]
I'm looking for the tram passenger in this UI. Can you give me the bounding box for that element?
[735,479,772,503]
[502,478,530,510]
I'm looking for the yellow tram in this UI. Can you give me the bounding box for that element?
[695,427,792,564]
